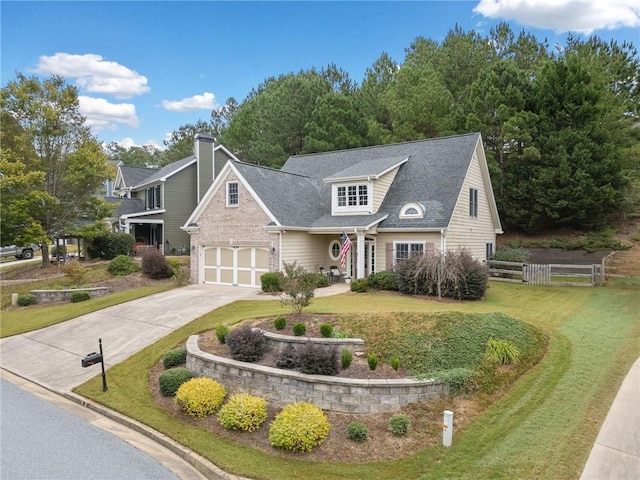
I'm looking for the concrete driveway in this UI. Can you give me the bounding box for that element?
[0,285,260,392]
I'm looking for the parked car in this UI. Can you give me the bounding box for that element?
[0,244,40,260]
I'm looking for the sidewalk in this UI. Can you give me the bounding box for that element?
[580,357,640,480]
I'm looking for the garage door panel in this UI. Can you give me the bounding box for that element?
[202,246,270,287]
[220,248,234,267]
[255,249,270,268]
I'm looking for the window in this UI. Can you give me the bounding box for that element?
[400,203,424,219]
[486,243,493,260]
[145,185,161,210]
[227,182,239,206]
[395,242,424,262]
[337,183,368,208]
[329,240,341,261]
[469,188,478,218]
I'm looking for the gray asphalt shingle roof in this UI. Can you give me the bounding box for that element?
[234,133,481,230]
[137,156,195,187]
[119,166,159,187]
[106,197,146,216]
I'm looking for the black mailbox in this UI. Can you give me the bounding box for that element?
[81,352,103,368]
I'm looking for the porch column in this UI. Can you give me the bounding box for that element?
[356,231,365,279]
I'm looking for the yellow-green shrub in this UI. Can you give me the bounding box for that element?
[268,402,330,452]
[174,377,226,418]
[217,393,268,432]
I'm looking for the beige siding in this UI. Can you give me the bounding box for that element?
[372,167,399,213]
[189,171,277,283]
[446,145,496,261]
[375,232,441,272]
[281,233,339,273]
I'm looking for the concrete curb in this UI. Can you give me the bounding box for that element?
[1,368,250,480]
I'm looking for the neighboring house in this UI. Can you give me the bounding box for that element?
[183,132,502,287]
[107,134,239,252]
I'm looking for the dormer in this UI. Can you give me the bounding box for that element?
[324,156,408,216]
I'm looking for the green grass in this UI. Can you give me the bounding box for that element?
[74,282,640,480]
[1,284,175,337]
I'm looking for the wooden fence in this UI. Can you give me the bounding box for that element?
[487,260,603,287]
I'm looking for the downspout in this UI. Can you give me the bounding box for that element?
[440,229,447,253]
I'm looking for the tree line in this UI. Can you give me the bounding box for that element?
[153,23,640,233]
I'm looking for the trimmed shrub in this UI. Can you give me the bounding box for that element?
[274,316,286,330]
[275,344,298,369]
[17,294,36,306]
[269,402,330,452]
[484,338,521,365]
[292,323,306,336]
[296,342,338,376]
[163,348,187,368]
[341,349,353,369]
[215,324,230,344]
[158,367,193,397]
[367,271,397,290]
[174,377,226,418]
[347,421,368,442]
[350,278,369,293]
[303,272,329,288]
[226,326,266,362]
[218,393,268,432]
[261,272,283,292]
[70,291,91,303]
[87,233,135,260]
[281,261,315,315]
[107,255,140,276]
[367,353,378,370]
[141,248,171,279]
[319,323,334,338]
[389,414,410,435]
[390,357,400,371]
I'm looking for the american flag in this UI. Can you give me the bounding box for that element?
[340,231,352,268]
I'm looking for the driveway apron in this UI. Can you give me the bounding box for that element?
[0,285,259,392]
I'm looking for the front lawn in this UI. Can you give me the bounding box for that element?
[75,282,640,480]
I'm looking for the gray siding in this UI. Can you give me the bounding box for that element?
[163,165,198,248]
[197,138,215,202]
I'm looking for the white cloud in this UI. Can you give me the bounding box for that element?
[161,92,216,112]
[474,0,640,34]
[35,53,150,99]
[79,96,139,131]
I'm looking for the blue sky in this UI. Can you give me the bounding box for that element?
[2,1,639,150]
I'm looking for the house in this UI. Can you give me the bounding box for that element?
[182,132,502,287]
[107,134,239,253]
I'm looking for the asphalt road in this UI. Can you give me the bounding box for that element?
[0,378,180,480]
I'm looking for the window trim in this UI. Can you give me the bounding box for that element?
[227,181,239,207]
[328,240,341,261]
[469,188,478,218]
[145,184,162,210]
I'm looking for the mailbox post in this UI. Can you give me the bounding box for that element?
[81,338,108,391]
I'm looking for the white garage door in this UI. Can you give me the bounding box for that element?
[202,246,270,287]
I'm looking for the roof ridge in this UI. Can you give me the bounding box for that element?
[287,132,480,160]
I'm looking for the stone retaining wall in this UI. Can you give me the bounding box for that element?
[257,328,365,354]
[30,287,110,304]
[186,335,447,414]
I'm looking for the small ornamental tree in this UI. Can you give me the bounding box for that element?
[281,261,315,315]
